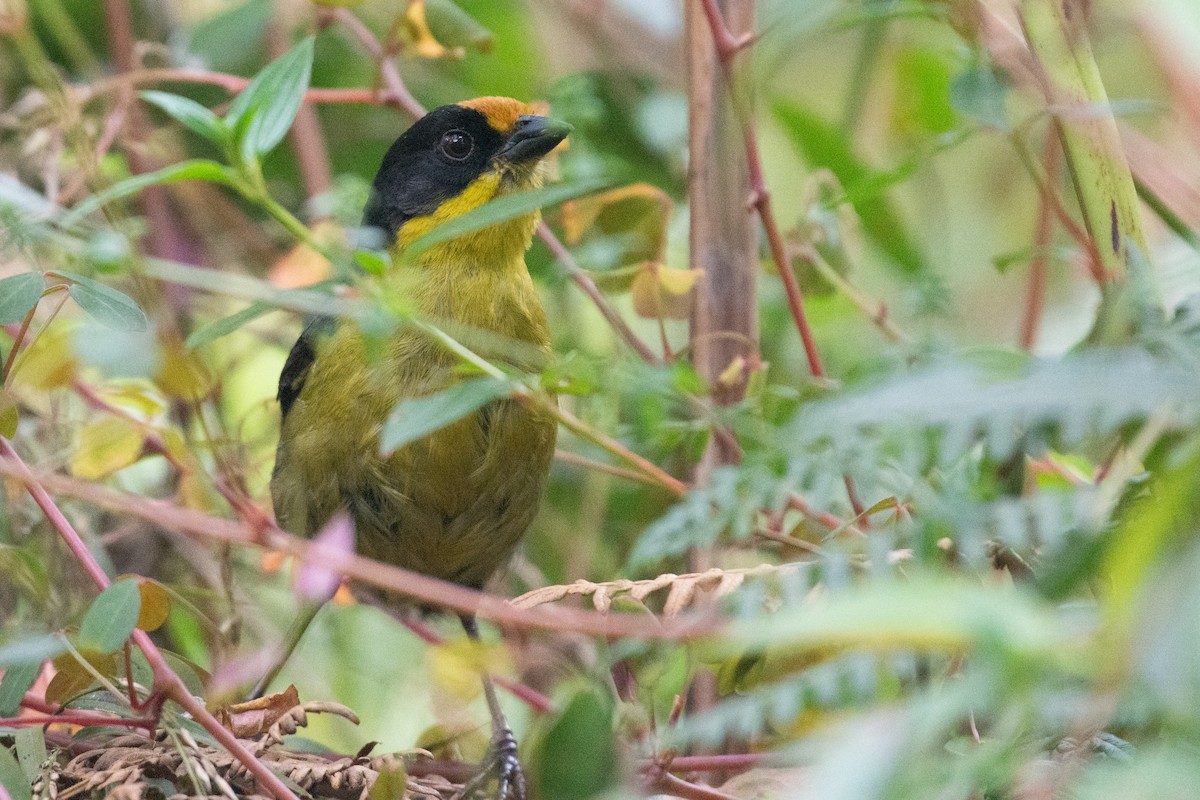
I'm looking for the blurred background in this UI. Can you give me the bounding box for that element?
[6,0,1200,797]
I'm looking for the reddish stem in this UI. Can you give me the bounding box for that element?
[22,693,58,714]
[648,770,739,800]
[0,714,155,730]
[1,293,42,383]
[698,0,754,64]
[743,125,825,378]
[667,753,764,772]
[0,456,718,642]
[0,437,300,800]
[537,221,662,363]
[1020,134,1061,351]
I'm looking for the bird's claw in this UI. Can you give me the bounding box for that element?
[456,727,526,800]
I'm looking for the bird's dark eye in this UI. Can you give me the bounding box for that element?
[438,130,474,161]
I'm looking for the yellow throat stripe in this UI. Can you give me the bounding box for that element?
[395,171,503,249]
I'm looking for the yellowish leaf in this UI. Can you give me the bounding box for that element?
[368,763,408,800]
[562,183,671,248]
[70,417,146,479]
[133,577,171,632]
[426,637,507,701]
[400,0,460,59]
[11,321,76,390]
[156,341,212,400]
[47,650,117,705]
[631,262,701,320]
[717,356,747,389]
[0,388,17,438]
[94,380,168,422]
[414,722,488,763]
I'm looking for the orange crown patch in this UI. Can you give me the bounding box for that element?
[458,96,537,134]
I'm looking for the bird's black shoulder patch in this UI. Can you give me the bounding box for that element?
[362,105,506,240]
[278,316,336,418]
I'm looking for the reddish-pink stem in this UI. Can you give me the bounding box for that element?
[0,437,300,800]
[1020,135,1061,351]
[0,714,155,730]
[0,456,718,641]
[648,770,738,800]
[668,753,764,772]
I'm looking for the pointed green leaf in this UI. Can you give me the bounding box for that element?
[424,0,495,53]
[140,90,228,143]
[403,178,608,260]
[0,272,44,325]
[0,745,30,800]
[14,728,45,785]
[227,36,315,158]
[52,271,148,332]
[0,662,41,715]
[535,689,617,800]
[63,160,236,225]
[79,579,141,654]
[186,301,272,348]
[0,634,65,667]
[380,377,511,455]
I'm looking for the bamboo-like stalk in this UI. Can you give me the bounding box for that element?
[1019,0,1158,342]
[687,0,760,423]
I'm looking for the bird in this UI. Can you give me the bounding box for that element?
[264,97,571,799]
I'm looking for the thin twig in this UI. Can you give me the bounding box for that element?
[1020,133,1061,350]
[695,0,824,377]
[792,244,912,344]
[537,222,661,362]
[0,713,155,730]
[0,454,718,641]
[0,437,300,800]
[647,770,739,800]
[555,448,665,487]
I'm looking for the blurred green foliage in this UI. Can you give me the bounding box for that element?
[3,0,1200,798]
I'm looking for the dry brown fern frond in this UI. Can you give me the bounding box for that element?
[511,562,808,617]
[41,698,460,800]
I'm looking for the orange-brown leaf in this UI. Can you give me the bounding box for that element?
[220,684,302,738]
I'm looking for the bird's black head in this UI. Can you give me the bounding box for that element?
[363,97,572,245]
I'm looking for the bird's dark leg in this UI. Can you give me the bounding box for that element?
[458,614,526,800]
[248,601,325,700]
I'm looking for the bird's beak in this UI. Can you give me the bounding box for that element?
[496,114,573,164]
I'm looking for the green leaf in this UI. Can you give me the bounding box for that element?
[0,272,44,325]
[0,634,65,668]
[403,178,609,259]
[226,36,315,158]
[14,727,45,785]
[186,301,272,348]
[424,0,495,53]
[534,688,616,800]
[772,100,926,276]
[949,64,1009,130]
[52,271,148,332]
[0,745,30,800]
[63,160,236,225]
[79,579,142,654]
[731,577,1069,659]
[0,662,41,715]
[380,377,511,455]
[140,90,228,143]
